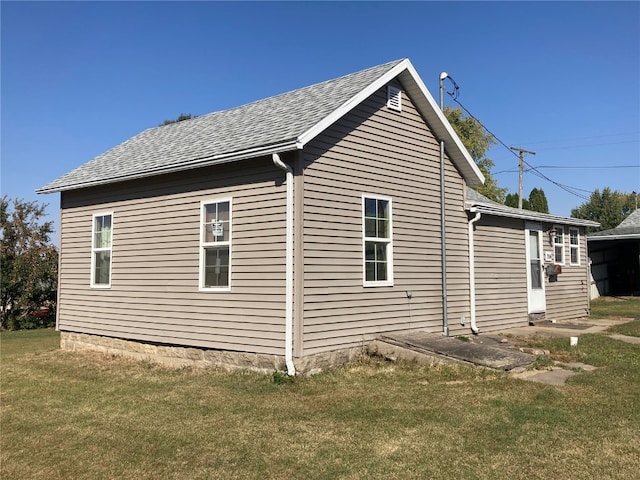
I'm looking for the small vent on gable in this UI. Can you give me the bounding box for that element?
[387,85,402,112]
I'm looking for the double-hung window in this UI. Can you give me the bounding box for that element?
[91,213,113,288]
[363,195,393,286]
[200,199,231,291]
[553,226,565,265]
[569,228,580,265]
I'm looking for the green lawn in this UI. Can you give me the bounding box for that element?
[591,296,640,320]
[2,300,640,480]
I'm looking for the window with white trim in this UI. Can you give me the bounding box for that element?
[200,199,231,290]
[363,195,393,286]
[569,228,580,265]
[553,226,565,265]
[91,213,113,288]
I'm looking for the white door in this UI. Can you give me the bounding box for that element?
[525,223,546,313]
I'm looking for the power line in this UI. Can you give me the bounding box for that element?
[447,94,594,201]
[533,140,638,152]
[531,165,639,169]
[515,130,640,146]
[494,165,639,174]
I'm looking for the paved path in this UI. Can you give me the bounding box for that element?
[608,333,640,344]
[375,318,639,386]
[379,331,535,370]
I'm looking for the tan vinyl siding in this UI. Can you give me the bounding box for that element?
[544,225,591,320]
[58,157,288,355]
[473,216,529,331]
[301,83,470,355]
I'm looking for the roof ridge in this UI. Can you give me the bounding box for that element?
[38,57,487,194]
[158,58,407,130]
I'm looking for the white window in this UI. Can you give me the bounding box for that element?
[387,85,402,112]
[91,213,113,288]
[200,199,231,291]
[363,195,393,286]
[569,228,580,265]
[553,226,565,265]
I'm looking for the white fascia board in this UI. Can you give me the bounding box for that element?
[296,59,413,148]
[401,62,485,186]
[296,58,484,187]
[468,202,600,227]
[36,140,299,194]
[588,233,640,241]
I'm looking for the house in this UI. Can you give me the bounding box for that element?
[466,190,599,330]
[588,209,640,296]
[38,58,596,374]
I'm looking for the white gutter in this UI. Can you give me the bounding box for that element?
[37,140,300,194]
[467,202,599,228]
[272,153,296,376]
[468,208,482,334]
[588,234,640,241]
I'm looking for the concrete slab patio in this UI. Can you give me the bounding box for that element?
[372,316,636,386]
[377,331,536,371]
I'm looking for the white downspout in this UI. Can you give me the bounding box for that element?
[272,153,296,376]
[468,208,482,334]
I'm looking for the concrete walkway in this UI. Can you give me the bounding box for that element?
[378,331,536,371]
[373,317,638,386]
[608,333,640,345]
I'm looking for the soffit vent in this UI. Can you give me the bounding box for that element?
[387,85,402,112]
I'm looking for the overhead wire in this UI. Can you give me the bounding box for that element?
[445,91,593,201]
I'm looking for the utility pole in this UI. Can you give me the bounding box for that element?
[510,146,536,209]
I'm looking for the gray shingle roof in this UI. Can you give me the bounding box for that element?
[588,209,640,240]
[38,59,406,193]
[466,189,600,227]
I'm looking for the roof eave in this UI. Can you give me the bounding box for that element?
[588,233,640,241]
[296,59,485,187]
[400,63,485,187]
[36,139,300,194]
[467,201,600,227]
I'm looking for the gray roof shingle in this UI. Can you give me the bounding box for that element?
[466,189,600,227]
[38,59,405,193]
[588,208,640,239]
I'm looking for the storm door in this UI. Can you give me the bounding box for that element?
[525,223,546,313]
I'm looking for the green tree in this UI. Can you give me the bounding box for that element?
[444,107,507,203]
[571,188,636,231]
[1,197,58,330]
[505,193,530,210]
[528,188,549,213]
[160,113,196,126]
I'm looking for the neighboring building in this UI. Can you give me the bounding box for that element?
[588,209,640,296]
[38,58,597,374]
[466,190,599,330]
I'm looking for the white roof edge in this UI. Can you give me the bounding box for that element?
[296,59,485,187]
[587,234,640,241]
[297,59,412,146]
[467,201,600,227]
[37,140,299,194]
[403,62,485,185]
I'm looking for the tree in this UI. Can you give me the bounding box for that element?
[1,197,58,330]
[528,188,549,213]
[444,107,507,203]
[504,188,549,212]
[505,193,530,210]
[160,113,196,126]
[571,188,637,231]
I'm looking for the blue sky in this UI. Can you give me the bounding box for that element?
[2,1,639,241]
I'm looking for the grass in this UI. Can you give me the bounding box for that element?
[607,319,640,338]
[2,300,640,479]
[590,296,640,320]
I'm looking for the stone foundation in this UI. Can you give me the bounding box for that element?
[60,331,367,375]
